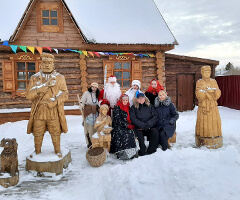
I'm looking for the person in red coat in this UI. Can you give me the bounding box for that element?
[145,79,164,105]
[98,75,122,115]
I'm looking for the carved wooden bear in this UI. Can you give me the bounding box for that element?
[0,138,18,176]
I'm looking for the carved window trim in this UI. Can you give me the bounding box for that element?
[36,2,63,33]
[9,53,41,98]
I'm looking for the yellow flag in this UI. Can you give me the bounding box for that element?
[82,51,89,57]
[27,47,35,54]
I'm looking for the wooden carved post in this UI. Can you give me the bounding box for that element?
[80,54,88,93]
[156,52,166,88]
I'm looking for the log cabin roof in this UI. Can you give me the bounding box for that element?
[0,0,177,45]
[165,53,219,66]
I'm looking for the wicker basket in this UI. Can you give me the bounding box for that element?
[86,147,106,167]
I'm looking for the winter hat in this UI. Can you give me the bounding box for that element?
[108,75,117,83]
[91,82,99,88]
[132,80,141,89]
[136,92,145,98]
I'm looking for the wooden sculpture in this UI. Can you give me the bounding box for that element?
[92,104,112,151]
[0,138,19,188]
[195,66,223,148]
[26,53,68,158]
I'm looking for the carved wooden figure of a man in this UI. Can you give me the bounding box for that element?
[26,53,68,157]
[195,65,222,148]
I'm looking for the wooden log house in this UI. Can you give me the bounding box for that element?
[0,0,219,123]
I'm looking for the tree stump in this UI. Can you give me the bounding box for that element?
[26,148,71,175]
[195,135,223,149]
[0,173,19,188]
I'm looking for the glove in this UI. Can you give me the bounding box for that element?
[169,119,175,125]
[127,124,135,129]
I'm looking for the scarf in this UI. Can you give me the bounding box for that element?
[116,96,131,125]
[146,79,164,95]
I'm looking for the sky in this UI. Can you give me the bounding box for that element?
[154,0,240,69]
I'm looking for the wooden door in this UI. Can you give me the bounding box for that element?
[177,74,195,111]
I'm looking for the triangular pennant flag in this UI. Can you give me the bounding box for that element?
[53,49,59,54]
[88,52,94,57]
[19,46,27,53]
[36,47,43,54]
[138,54,143,57]
[143,54,149,57]
[93,52,100,58]
[27,47,35,54]
[1,41,9,46]
[77,51,82,54]
[10,45,18,53]
[98,52,105,55]
[71,49,78,53]
[43,47,52,52]
[149,54,155,57]
[82,51,89,57]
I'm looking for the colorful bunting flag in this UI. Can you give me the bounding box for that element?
[0,42,156,58]
[93,52,100,58]
[27,47,35,54]
[36,47,43,54]
[88,51,94,57]
[1,41,9,46]
[19,46,27,53]
[43,47,52,52]
[53,49,59,54]
[82,51,89,57]
[10,45,18,53]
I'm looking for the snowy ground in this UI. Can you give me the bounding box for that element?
[0,106,240,200]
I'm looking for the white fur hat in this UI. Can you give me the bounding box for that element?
[108,75,117,83]
[132,80,141,89]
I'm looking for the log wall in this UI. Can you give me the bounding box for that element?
[165,54,216,105]
[0,52,81,109]
[12,0,85,48]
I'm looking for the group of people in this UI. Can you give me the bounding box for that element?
[80,75,179,160]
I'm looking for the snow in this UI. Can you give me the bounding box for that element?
[0,105,79,113]
[0,106,240,200]
[27,147,69,162]
[60,0,176,44]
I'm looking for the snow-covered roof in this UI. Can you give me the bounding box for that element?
[0,0,177,45]
[65,0,177,44]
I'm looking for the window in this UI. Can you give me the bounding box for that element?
[37,2,63,33]
[42,10,58,26]
[2,53,41,98]
[114,62,131,88]
[16,62,36,90]
[103,55,142,89]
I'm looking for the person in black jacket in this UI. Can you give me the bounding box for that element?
[130,92,158,156]
[155,90,179,151]
[110,94,137,160]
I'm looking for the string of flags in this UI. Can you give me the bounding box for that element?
[0,41,155,58]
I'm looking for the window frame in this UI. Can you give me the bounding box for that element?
[9,53,41,98]
[37,2,63,33]
[113,61,131,88]
[15,62,37,91]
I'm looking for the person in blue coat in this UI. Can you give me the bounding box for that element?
[154,90,179,151]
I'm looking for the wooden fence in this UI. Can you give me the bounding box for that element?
[216,75,240,110]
